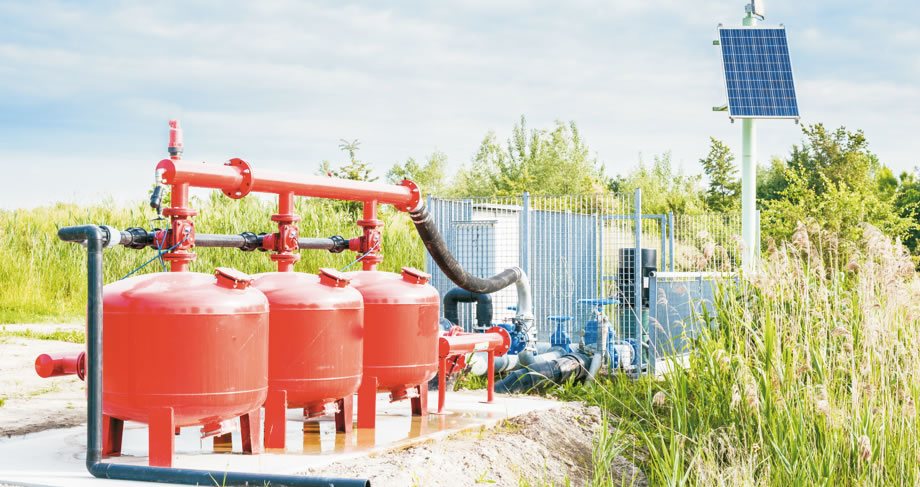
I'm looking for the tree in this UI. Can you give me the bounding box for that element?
[618,152,707,215]
[761,124,913,246]
[450,117,606,196]
[699,137,740,212]
[319,139,377,182]
[757,157,789,203]
[894,170,920,261]
[386,151,448,195]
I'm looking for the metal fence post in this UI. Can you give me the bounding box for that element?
[521,192,530,277]
[658,217,666,271]
[648,272,657,377]
[633,188,643,375]
[668,212,675,272]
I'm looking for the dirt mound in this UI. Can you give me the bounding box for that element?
[304,403,644,487]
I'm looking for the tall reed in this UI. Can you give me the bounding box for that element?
[559,224,920,486]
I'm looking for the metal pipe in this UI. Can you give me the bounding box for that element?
[114,228,346,253]
[494,353,589,394]
[518,347,565,367]
[469,353,519,376]
[442,288,493,330]
[741,11,757,272]
[58,225,369,487]
[156,159,422,212]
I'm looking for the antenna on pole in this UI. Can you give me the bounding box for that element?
[746,0,765,20]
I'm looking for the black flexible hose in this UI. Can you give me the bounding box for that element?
[443,288,493,329]
[410,204,523,294]
[494,354,589,394]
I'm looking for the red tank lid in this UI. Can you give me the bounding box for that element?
[103,271,268,315]
[252,271,362,310]
[345,270,439,305]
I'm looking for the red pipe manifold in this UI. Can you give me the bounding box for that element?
[437,326,511,413]
[153,119,422,271]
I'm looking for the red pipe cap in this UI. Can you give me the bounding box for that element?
[401,267,430,285]
[319,268,351,288]
[214,267,254,289]
[34,354,56,378]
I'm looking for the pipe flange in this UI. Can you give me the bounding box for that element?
[398,179,422,212]
[222,158,254,199]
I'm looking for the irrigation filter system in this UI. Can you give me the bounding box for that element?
[35,121,653,486]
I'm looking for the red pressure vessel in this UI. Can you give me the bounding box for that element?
[347,267,439,407]
[102,268,268,466]
[253,269,364,447]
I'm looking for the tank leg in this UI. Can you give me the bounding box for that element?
[357,376,378,429]
[148,407,174,467]
[213,432,233,453]
[264,389,288,450]
[241,408,262,455]
[437,357,447,413]
[335,395,353,433]
[102,415,123,457]
[411,382,428,417]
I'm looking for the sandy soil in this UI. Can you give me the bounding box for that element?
[304,403,646,487]
[0,332,86,437]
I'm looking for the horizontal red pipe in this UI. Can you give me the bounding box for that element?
[439,330,509,358]
[35,351,86,380]
[156,159,422,211]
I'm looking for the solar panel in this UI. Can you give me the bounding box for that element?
[719,26,799,119]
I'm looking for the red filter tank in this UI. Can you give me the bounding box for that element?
[346,267,439,429]
[101,268,268,466]
[252,268,364,449]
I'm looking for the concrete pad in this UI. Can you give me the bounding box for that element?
[0,390,561,486]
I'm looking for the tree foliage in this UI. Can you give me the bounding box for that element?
[319,139,377,182]
[386,151,448,195]
[451,117,606,196]
[761,124,913,246]
[618,152,707,215]
[699,137,740,212]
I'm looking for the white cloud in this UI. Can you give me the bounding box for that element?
[1,0,917,209]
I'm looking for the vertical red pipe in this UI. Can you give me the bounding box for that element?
[270,191,300,272]
[162,119,196,272]
[437,358,447,413]
[486,351,495,403]
[358,200,381,271]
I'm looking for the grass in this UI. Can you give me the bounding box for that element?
[0,192,424,323]
[7,195,918,484]
[545,224,920,486]
[0,326,85,343]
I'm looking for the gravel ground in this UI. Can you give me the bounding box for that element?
[0,334,85,438]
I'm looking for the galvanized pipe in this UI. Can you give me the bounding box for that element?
[58,225,370,487]
[112,228,347,253]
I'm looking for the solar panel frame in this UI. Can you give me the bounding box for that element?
[718,25,800,120]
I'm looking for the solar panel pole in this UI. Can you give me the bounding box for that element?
[740,10,758,272]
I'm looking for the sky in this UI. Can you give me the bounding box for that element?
[1,0,918,209]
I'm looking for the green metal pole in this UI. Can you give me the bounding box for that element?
[741,11,757,271]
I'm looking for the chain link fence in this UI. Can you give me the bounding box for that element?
[424,190,741,358]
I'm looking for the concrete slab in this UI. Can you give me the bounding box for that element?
[0,390,561,486]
